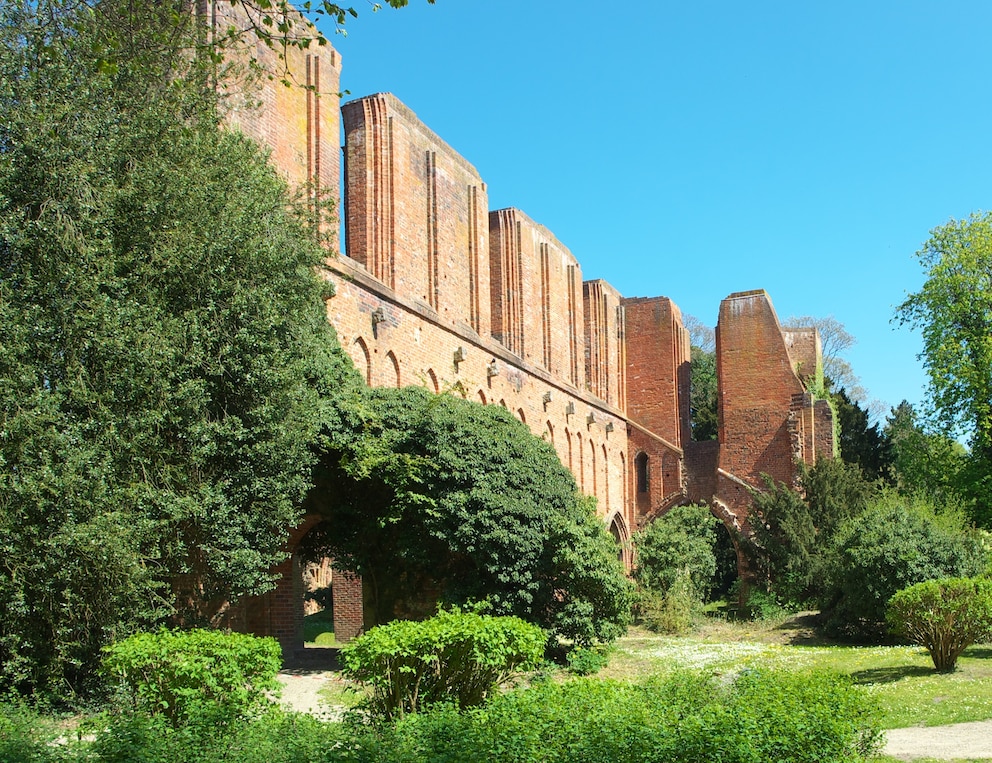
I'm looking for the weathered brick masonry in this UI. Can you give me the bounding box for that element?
[216,5,833,653]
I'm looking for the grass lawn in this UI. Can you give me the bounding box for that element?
[601,616,992,730]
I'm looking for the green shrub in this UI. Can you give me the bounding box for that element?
[340,607,546,720]
[887,577,992,672]
[635,569,700,634]
[101,629,282,727]
[731,585,788,622]
[394,668,881,763]
[565,645,610,675]
[820,494,985,640]
[92,707,355,763]
[633,504,718,598]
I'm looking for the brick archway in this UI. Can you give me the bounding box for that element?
[233,514,364,660]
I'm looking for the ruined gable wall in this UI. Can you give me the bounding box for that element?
[783,328,822,387]
[623,296,691,449]
[715,290,808,509]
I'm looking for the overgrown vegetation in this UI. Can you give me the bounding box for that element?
[821,496,985,640]
[0,661,882,763]
[0,0,360,701]
[747,457,985,640]
[311,386,633,646]
[749,458,878,609]
[632,504,719,633]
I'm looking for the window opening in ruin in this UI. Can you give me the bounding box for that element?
[609,514,628,566]
[711,519,740,601]
[602,444,609,512]
[589,440,597,497]
[635,452,649,493]
[354,337,372,385]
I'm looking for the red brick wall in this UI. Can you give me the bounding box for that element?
[342,94,491,337]
[713,290,837,527]
[216,10,839,630]
[490,209,585,385]
[584,280,627,411]
[716,290,805,487]
[628,424,685,527]
[326,256,629,520]
[623,297,691,448]
[783,328,822,387]
[331,570,364,641]
[210,1,341,244]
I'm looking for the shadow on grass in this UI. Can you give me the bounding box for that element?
[963,646,992,661]
[772,612,838,646]
[849,665,934,685]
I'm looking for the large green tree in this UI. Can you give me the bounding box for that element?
[896,213,992,526]
[309,387,632,646]
[832,387,893,483]
[632,504,718,598]
[749,458,879,608]
[885,401,969,510]
[0,0,356,697]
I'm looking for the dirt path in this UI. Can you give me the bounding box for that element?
[277,670,992,760]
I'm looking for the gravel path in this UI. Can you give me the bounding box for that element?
[884,719,992,761]
[276,670,992,760]
[275,669,343,721]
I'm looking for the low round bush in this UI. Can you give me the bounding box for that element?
[340,607,546,720]
[887,577,992,672]
[101,628,282,727]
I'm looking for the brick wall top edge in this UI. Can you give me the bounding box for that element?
[725,288,769,301]
[582,278,623,299]
[621,295,675,307]
[488,207,578,265]
[329,256,626,417]
[342,92,483,180]
[213,2,342,72]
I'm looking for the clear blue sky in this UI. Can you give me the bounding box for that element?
[319,1,992,419]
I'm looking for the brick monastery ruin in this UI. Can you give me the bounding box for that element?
[216,3,834,654]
